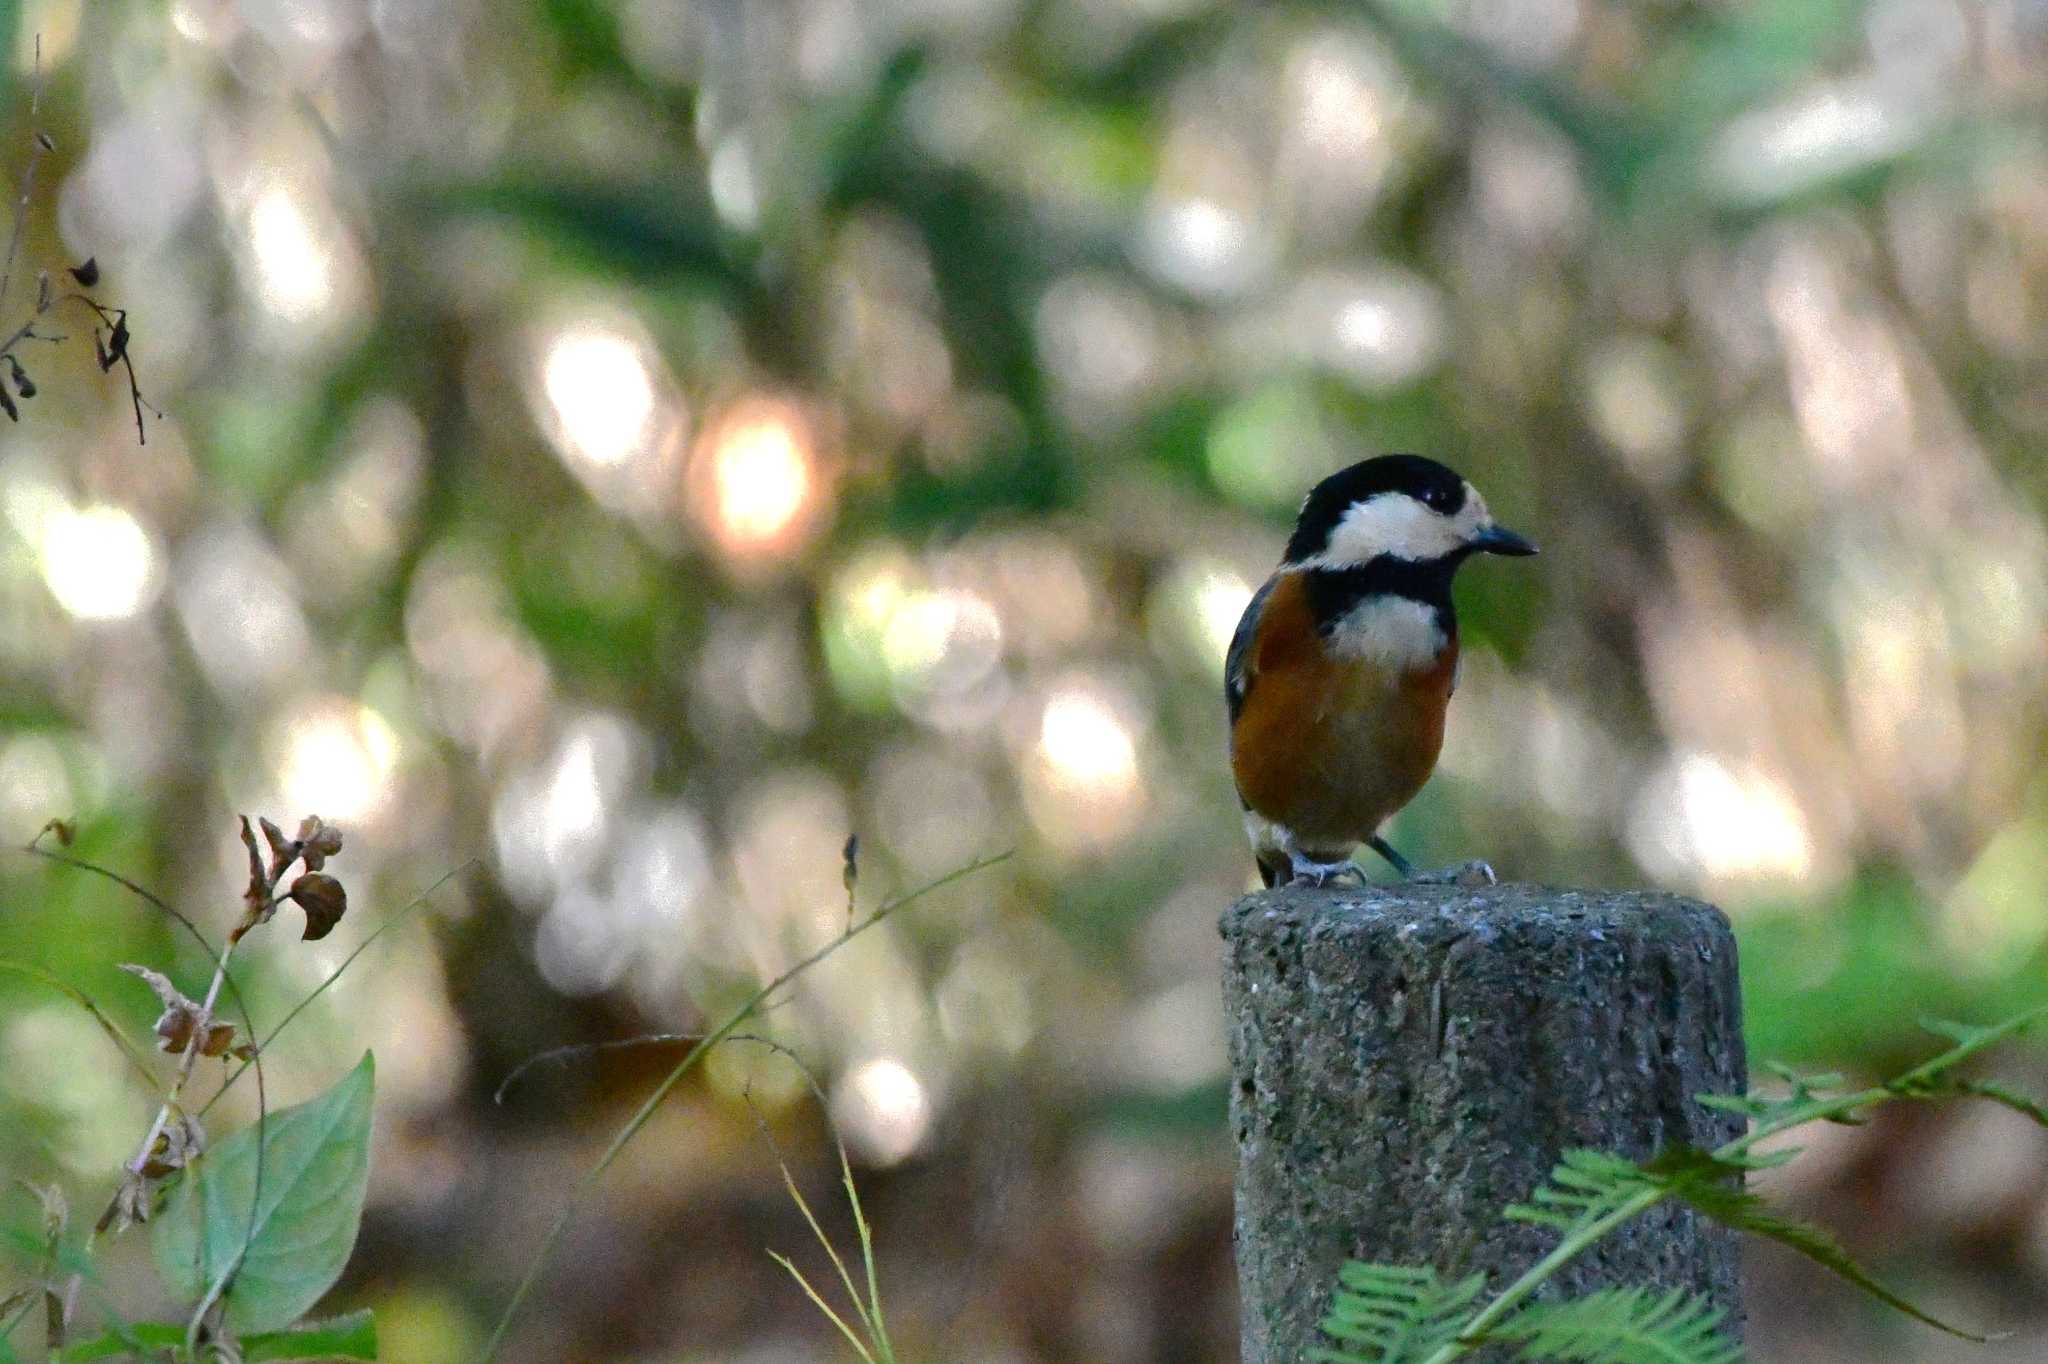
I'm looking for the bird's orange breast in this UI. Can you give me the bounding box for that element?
[1229,572,1456,849]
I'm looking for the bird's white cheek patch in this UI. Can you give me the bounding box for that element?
[1323,494,1460,564]
[1326,597,1446,670]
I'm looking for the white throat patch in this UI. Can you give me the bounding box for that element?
[1325,596,1447,670]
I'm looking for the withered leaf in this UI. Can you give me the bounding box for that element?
[121,964,208,1054]
[98,1171,152,1233]
[295,815,343,871]
[68,256,97,286]
[258,815,294,865]
[121,962,194,1010]
[14,1179,67,1242]
[288,872,346,941]
[237,815,273,918]
[37,816,72,845]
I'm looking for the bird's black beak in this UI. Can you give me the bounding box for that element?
[1470,523,1538,557]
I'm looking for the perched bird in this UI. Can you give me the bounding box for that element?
[1226,454,1537,888]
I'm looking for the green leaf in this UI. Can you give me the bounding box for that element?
[1312,1262,1487,1363]
[1489,1286,1742,1363]
[1953,1079,2048,1127]
[56,1322,179,1361]
[243,1309,378,1361]
[1503,1149,1647,1232]
[58,1310,377,1362]
[55,1321,182,1361]
[153,1053,375,1334]
[1890,1007,2048,1096]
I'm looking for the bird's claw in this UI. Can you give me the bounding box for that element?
[1285,857,1365,889]
[1407,859,1497,888]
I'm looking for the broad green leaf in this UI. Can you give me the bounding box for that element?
[63,1308,379,1361]
[243,1309,378,1361]
[57,1322,181,1361]
[153,1053,374,1334]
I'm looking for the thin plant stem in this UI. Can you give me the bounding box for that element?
[769,1250,877,1364]
[0,37,47,323]
[0,961,164,1093]
[845,1146,894,1360]
[775,1170,878,1361]
[22,835,270,1346]
[126,931,249,1187]
[474,850,1010,1364]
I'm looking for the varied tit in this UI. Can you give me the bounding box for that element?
[1225,454,1537,889]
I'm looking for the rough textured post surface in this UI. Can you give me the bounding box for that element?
[1223,883,1745,1363]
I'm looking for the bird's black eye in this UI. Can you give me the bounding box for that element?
[1419,484,1453,512]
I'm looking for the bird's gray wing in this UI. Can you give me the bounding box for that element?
[1224,576,1276,726]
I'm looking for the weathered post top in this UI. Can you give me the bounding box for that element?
[1223,882,1745,1363]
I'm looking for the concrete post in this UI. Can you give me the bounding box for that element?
[1222,883,1746,1362]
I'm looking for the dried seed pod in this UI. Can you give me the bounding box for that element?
[198,1020,237,1057]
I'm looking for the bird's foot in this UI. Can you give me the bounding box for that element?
[1285,854,1364,888]
[1406,859,1498,888]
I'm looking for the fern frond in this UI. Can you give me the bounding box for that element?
[1503,1149,1652,1231]
[1639,1147,1984,1341]
[1489,1287,1742,1363]
[1312,1262,1487,1363]
[1953,1078,2048,1127]
[1697,1066,1860,1127]
[1890,1008,2048,1098]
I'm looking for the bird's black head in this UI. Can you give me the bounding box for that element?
[1281,454,1536,567]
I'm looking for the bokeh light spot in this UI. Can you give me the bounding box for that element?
[689,396,827,562]
[276,698,401,824]
[833,1056,932,1166]
[1039,688,1138,794]
[542,327,657,470]
[38,504,158,621]
[250,183,336,322]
